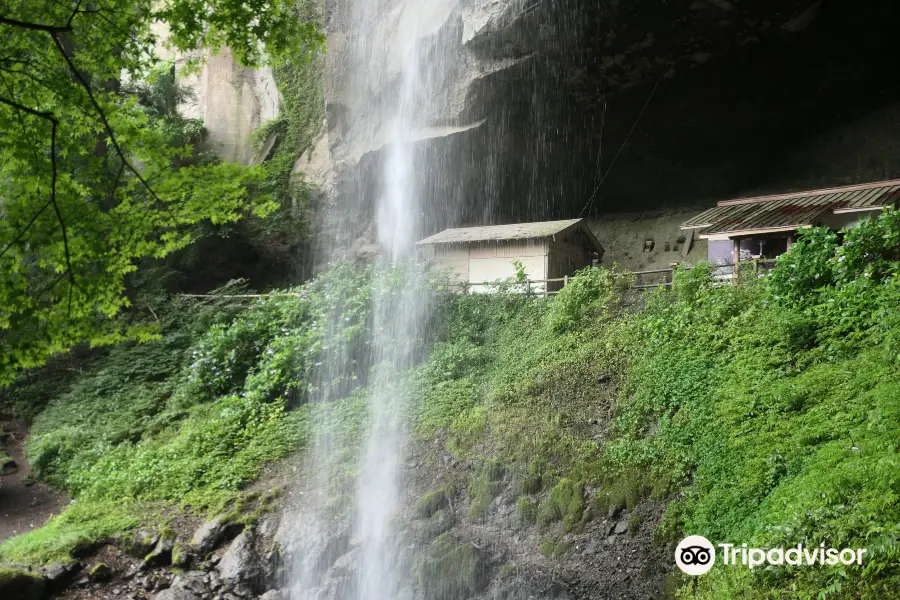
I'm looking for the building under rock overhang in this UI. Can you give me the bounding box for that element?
[415,219,603,293]
[681,179,900,273]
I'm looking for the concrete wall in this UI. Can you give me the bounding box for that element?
[588,208,708,272]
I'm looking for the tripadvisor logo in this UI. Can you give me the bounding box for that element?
[675,535,716,575]
[675,536,868,576]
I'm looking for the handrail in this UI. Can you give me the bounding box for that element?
[180,259,782,300]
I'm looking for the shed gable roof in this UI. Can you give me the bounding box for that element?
[682,179,900,237]
[416,218,600,248]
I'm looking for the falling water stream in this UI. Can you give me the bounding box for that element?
[288,1,457,598]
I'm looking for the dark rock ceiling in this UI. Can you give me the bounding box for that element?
[330,0,900,237]
[453,0,900,224]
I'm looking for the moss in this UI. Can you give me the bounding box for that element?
[593,473,650,515]
[498,563,517,579]
[89,563,113,581]
[539,537,556,557]
[535,478,584,531]
[415,486,451,518]
[516,461,543,495]
[217,488,284,527]
[627,511,644,535]
[171,541,189,567]
[539,537,571,557]
[518,496,539,525]
[467,459,505,520]
[0,453,17,475]
[553,540,572,556]
[414,533,485,600]
[423,509,454,539]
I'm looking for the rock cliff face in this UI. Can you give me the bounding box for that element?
[307,0,900,247]
[154,23,282,166]
[177,48,281,165]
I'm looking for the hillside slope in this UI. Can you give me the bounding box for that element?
[1,210,899,599]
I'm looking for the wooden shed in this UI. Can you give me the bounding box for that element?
[415,218,604,292]
[681,179,900,276]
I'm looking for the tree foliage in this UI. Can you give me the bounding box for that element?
[0,0,322,382]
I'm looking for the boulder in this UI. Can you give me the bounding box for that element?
[191,516,244,555]
[89,562,114,582]
[0,567,46,600]
[170,571,210,596]
[124,528,160,558]
[414,533,487,600]
[40,561,81,592]
[145,534,177,567]
[1,457,19,475]
[153,587,201,600]
[219,529,262,594]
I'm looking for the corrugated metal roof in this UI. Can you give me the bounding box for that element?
[416,219,585,245]
[682,180,900,235]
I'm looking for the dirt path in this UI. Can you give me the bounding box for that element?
[0,417,69,542]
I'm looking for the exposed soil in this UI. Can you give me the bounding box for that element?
[0,416,70,543]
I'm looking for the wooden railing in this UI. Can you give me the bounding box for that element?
[179,259,782,300]
[451,258,781,296]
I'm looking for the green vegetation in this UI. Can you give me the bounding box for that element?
[413,209,900,598]
[3,194,898,599]
[0,263,373,565]
[0,566,45,599]
[467,459,505,519]
[416,486,452,519]
[0,0,321,382]
[539,536,571,557]
[414,533,485,600]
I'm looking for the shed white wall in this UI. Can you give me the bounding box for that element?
[427,240,548,292]
[431,246,470,281]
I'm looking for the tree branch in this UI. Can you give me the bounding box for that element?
[50,32,167,208]
[0,94,79,303]
[0,94,56,121]
[0,16,72,33]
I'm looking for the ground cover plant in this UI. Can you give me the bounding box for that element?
[2,210,897,600]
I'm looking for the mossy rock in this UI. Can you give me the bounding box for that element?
[468,460,506,520]
[516,461,543,495]
[122,528,159,558]
[518,497,538,525]
[0,567,46,600]
[415,487,451,519]
[415,533,486,600]
[424,509,455,539]
[538,537,571,557]
[537,478,584,532]
[171,542,192,568]
[89,562,113,582]
[0,454,18,475]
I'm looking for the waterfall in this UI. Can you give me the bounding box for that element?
[286,1,458,598]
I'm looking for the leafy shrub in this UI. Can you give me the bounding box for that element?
[545,267,631,333]
[2,262,373,564]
